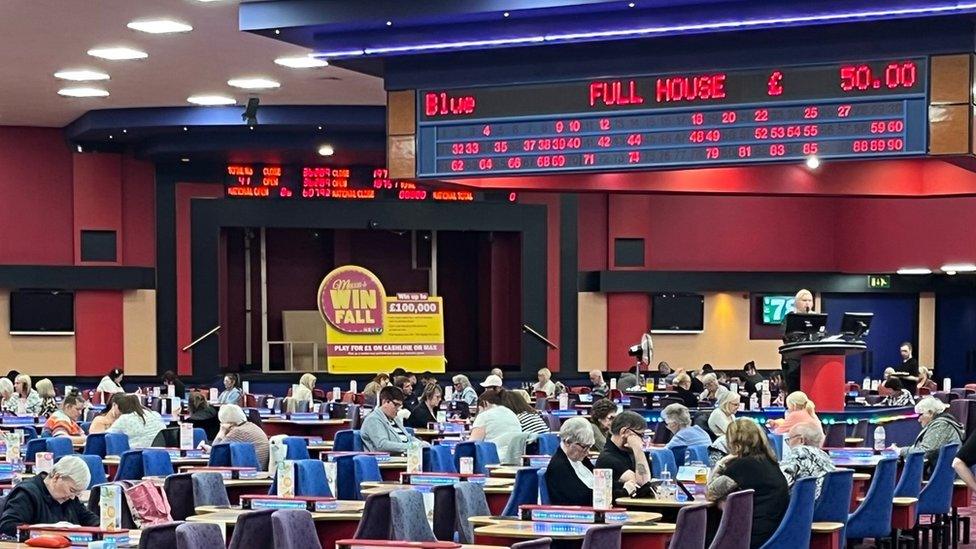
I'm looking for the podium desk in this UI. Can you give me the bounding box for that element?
[779,340,867,412]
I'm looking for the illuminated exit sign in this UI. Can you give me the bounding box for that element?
[868,275,891,289]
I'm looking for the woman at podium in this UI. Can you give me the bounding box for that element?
[781,289,815,393]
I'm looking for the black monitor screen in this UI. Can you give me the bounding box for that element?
[9,290,74,334]
[651,293,704,333]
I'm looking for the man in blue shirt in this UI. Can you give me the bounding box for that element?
[662,403,712,449]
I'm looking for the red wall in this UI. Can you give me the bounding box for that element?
[121,156,156,267]
[75,291,124,376]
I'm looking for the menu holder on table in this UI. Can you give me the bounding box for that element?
[322,451,391,463]
[161,447,206,459]
[18,525,131,544]
[1,416,37,425]
[286,412,324,421]
[240,494,339,512]
[181,466,262,480]
[400,472,487,486]
[518,505,629,524]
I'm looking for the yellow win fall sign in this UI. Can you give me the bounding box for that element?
[318,265,445,374]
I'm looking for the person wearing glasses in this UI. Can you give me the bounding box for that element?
[661,403,711,449]
[0,455,97,536]
[779,422,835,498]
[595,412,654,498]
[587,398,618,451]
[362,386,426,455]
[545,417,616,506]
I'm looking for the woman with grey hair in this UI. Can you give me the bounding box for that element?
[0,455,98,535]
[699,373,730,402]
[451,374,478,406]
[662,403,712,450]
[206,404,270,470]
[545,417,599,506]
[708,391,741,437]
[892,396,963,462]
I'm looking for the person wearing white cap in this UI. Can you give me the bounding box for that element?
[480,374,504,395]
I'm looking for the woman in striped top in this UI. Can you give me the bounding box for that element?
[502,389,550,434]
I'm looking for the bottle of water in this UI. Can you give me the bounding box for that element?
[873,425,886,452]
[659,468,674,501]
[749,393,759,411]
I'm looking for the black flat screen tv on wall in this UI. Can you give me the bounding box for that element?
[9,290,74,335]
[651,293,704,333]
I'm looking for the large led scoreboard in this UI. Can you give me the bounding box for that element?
[413,58,929,177]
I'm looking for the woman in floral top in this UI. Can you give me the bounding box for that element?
[34,378,59,417]
[878,377,915,407]
[780,423,835,498]
[4,374,42,416]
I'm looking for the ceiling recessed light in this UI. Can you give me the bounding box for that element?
[187,95,235,106]
[503,12,510,17]
[628,2,636,7]
[275,29,281,35]
[274,56,328,69]
[181,158,190,162]
[227,78,280,90]
[127,19,192,34]
[318,144,335,156]
[386,21,393,26]
[88,47,148,61]
[941,263,976,273]
[54,69,109,81]
[58,87,110,98]
[896,267,932,275]
[805,155,820,170]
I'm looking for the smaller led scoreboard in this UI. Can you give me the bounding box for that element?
[414,58,928,177]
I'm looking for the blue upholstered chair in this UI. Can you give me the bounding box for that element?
[812,469,853,541]
[474,442,500,474]
[282,436,311,460]
[502,467,540,516]
[390,489,437,542]
[191,471,231,508]
[105,433,130,456]
[25,438,46,463]
[915,443,960,546]
[536,433,559,457]
[333,430,363,452]
[74,454,107,488]
[454,441,477,472]
[454,481,491,544]
[352,454,382,500]
[650,448,677,478]
[193,428,207,447]
[229,442,259,468]
[354,492,392,540]
[83,433,107,457]
[428,445,457,473]
[759,476,816,549]
[142,448,175,477]
[114,450,145,481]
[846,456,897,543]
[686,444,709,464]
[333,454,357,500]
[894,450,925,498]
[538,467,551,505]
[15,426,37,443]
[669,445,687,468]
[767,433,784,460]
[208,443,231,467]
[292,459,332,497]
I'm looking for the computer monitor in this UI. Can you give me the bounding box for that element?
[840,312,873,340]
[783,312,828,342]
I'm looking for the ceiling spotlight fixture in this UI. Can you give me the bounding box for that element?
[187,94,235,106]
[805,155,820,170]
[274,56,328,69]
[941,263,976,273]
[127,19,192,34]
[58,87,110,98]
[318,144,335,156]
[274,29,281,35]
[386,21,393,26]
[87,47,148,60]
[227,78,280,90]
[946,271,957,276]
[54,69,110,81]
[896,267,932,275]
[503,12,510,17]
[628,2,636,7]
[181,158,190,162]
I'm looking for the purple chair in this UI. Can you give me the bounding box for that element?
[512,538,553,549]
[708,489,754,549]
[390,489,437,542]
[272,509,323,549]
[175,522,224,549]
[669,504,708,549]
[228,508,274,549]
[581,523,623,549]
[191,472,231,508]
[163,473,194,521]
[138,521,182,549]
[353,492,392,540]
[543,412,561,431]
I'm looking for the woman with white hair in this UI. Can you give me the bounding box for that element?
[892,396,963,462]
[0,455,97,536]
[451,374,478,406]
[545,417,605,506]
[209,404,270,469]
[698,373,729,402]
[662,403,712,449]
[533,367,556,398]
[708,391,741,437]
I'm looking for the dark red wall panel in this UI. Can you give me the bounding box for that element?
[578,193,608,271]
[606,293,649,372]
[75,291,124,376]
[73,154,122,265]
[0,128,73,265]
[121,156,155,267]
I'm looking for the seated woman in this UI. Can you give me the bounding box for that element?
[672,373,699,408]
[532,367,556,398]
[361,386,425,455]
[88,393,123,434]
[546,417,605,506]
[405,383,442,429]
[587,398,618,451]
[780,422,835,498]
[106,394,166,448]
[916,366,936,394]
[451,375,478,407]
[768,391,823,436]
[35,378,58,417]
[217,373,243,406]
[707,418,790,548]
[470,390,522,459]
[96,368,125,395]
[187,391,220,441]
[500,389,549,435]
[42,395,86,444]
[363,373,391,407]
[892,396,963,463]
[4,374,41,416]
[210,404,270,470]
[877,377,915,407]
[161,370,185,397]
[0,456,97,536]
[292,373,317,403]
[661,403,712,449]
[708,392,741,437]
[698,373,729,403]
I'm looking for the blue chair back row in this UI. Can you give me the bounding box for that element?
[846,457,898,541]
[333,429,363,452]
[207,443,259,468]
[759,476,816,549]
[917,443,960,516]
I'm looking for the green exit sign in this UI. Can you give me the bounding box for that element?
[868,275,892,289]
